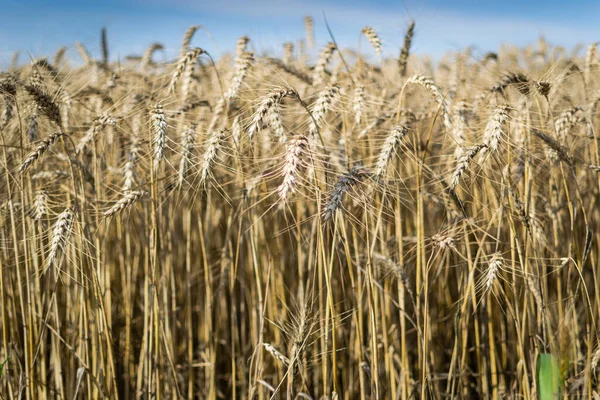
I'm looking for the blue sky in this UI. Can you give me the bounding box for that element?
[1,0,600,66]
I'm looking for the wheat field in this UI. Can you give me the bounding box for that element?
[1,18,600,399]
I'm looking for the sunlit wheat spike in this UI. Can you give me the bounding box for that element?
[151,104,167,173]
[268,103,286,141]
[76,114,117,154]
[313,42,337,86]
[123,136,140,192]
[32,190,49,221]
[200,128,225,185]
[248,88,298,138]
[450,143,487,190]
[263,343,290,366]
[353,85,365,125]
[226,51,254,100]
[181,25,201,57]
[169,47,205,94]
[308,85,340,136]
[482,104,510,153]
[18,132,63,174]
[375,125,409,180]
[554,106,585,141]
[278,135,310,202]
[104,190,146,218]
[361,26,382,60]
[47,207,74,270]
[406,74,452,132]
[484,253,503,294]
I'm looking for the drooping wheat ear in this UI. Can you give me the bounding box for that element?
[169,47,205,94]
[181,25,201,57]
[490,72,530,95]
[75,41,93,66]
[268,103,286,141]
[151,105,167,173]
[361,26,382,60]
[283,42,294,65]
[141,43,164,70]
[353,85,365,125]
[555,106,585,142]
[248,88,298,138]
[484,253,503,294]
[534,80,551,98]
[452,100,470,160]
[375,125,409,180]
[207,97,226,132]
[308,85,340,136]
[323,167,369,222]
[200,129,225,185]
[101,27,109,65]
[482,104,510,153]
[32,190,48,221]
[53,46,67,66]
[304,16,314,49]
[76,114,117,154]
[235,36,250,58]
[263,343,290,366]
[122,136,141,192]
[178,124,197,187]
[313,42,337,86]
[24,84,62,127]
[278,135,310,202]
[585,42,598,84]
[226,51,254,101]
[532,129,574,167]
[47,207,74,271]
[450,143,487,190]
[407,75,453,132]
[398,20,415,77]
[104,191,147,218]
[18,132,64,174]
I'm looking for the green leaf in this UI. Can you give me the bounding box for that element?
[537,353,560,400]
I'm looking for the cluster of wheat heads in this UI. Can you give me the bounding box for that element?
[2,19,600,399]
